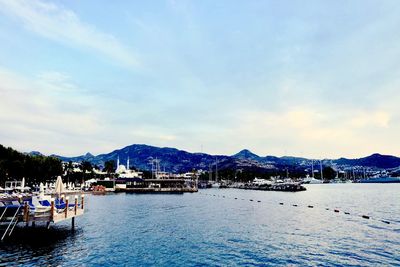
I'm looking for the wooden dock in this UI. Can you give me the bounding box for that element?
[1,194,86,240]
[27,195,85,224]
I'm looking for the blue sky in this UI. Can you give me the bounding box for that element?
[1,0,400,158]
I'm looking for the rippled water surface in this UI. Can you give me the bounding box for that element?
[1,184,400,266]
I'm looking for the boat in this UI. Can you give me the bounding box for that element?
[270,182,307,192]
[211,182,220,188]
[92,185,107,195]
[357,177,400,183]
[219,182,228,189]
[253,178,273,186]
[301,175,323,184]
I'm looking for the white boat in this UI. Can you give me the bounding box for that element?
[302,175,323,184]
[253,178,272,186]
[211,182,220,188]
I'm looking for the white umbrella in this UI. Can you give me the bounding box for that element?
[39,182,44,192]
[54,176,64,195]
[21,177,25,189]
[38,182,45,198]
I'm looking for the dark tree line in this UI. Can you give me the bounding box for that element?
[0,144,63,185]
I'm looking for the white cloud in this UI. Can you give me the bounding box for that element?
[0,0,139,69]
[225,106,398,158]
[0,68,105,155]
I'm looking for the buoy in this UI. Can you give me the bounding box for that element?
[334,209,340,213]
[307,205,314,208]
[362,215,370,219]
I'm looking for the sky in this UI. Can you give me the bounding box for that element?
[0,0,400,158]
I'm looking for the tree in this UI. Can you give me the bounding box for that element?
[80,161,93,181]
[65,161,74,184]
[0,144,63,185]
[103,160,116,175]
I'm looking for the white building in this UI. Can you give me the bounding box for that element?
[116,156,143,178]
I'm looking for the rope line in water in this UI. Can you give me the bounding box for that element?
[198,192,397,226]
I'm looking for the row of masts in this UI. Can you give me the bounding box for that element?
[311,159,369,180]
[209,158,219,182]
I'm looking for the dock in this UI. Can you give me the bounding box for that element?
[0,194,85,241]
[118,187,198,193]
[113,178,198,193]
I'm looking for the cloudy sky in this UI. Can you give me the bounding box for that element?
[0,0,400,158]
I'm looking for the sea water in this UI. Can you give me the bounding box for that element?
[1,184,399,266]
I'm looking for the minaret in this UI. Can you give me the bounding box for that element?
[127,157,130,170]
[117,156,120,171]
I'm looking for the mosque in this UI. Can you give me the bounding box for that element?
[115,156,143,179]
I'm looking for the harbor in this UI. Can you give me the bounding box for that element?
[1,184,399,266]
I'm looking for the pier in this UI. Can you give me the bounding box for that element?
[113,178,198,193]
[0,194,85,241]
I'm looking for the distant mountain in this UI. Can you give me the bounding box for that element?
[54,144,237,173]
[233,149,261,160]
[52,152,96,163]
[232,150,308,167]
[334,153,400,169]
[49,144,400,173]
[27,151,43,156]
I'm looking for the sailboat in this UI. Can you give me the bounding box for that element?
[211,158,220,188]
[302,160,323,184]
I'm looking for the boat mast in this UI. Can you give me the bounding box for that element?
[215,158,218,182]
[320,159,324,181]
[311,160,314,178]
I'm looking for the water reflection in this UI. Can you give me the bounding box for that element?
[0,225,80,266]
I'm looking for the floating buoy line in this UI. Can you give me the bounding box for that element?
[198,192,398,227]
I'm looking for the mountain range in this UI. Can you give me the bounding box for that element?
[34,144,400,173]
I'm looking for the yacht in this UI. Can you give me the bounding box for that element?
[253,178,272,186]
[301,175,323,184]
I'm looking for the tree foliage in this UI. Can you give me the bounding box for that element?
[0,144,63,185]
[103,160,116,174]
